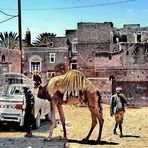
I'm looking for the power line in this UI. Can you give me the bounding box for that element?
[0,9,18,24]
[0,15,18,24]
[0,0,138,11]
[0,10,17,17]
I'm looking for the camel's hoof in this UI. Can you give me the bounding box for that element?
[82,138,88,141]
[96,138,101,144]
[96,140,101,144]
[44,137,52,142]
[60,136,67,140]
[81,138,89,144]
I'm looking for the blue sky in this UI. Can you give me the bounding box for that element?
[0,0,148,41]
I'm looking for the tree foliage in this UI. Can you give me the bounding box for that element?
[0,32,18,49]
[33,32,56,47]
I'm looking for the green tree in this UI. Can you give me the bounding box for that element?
[0,32,18,49]
[33,32,56,47]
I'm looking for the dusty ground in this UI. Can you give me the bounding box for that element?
[0,104,148,148]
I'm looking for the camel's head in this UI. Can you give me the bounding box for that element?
[32,71,42,89]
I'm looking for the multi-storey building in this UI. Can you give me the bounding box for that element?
[23,36,68,78]
[0,48,21,74]
[67,22,148,82]
[1,22,147,105]
[66,22,148,105]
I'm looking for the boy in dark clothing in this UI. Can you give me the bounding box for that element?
[110,87,127,138]
[23,86,35,137]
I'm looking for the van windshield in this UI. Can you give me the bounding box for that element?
[9,86,23,95]
[0,73,33,97]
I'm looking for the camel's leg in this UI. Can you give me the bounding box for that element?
[47,99,56,140]
[57,104,67,139]
[83,111,97,141]
[87,92,104,142]
[96,111,104,142]
[86,106,104,142]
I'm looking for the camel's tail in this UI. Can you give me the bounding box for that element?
[97,91,102,112]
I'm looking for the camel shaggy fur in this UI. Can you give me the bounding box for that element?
[32,70,104,142]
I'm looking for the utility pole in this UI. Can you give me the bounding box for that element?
[18,0,22,74]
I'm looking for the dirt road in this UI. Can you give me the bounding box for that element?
[0,104,148,148]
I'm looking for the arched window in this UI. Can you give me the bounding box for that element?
[29,55,42,72]
[72,38,78,53]
[1,55,5,62]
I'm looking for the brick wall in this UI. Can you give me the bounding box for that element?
[66,30,77,42]
[86,78,148,107]
[24,47,68,76]
[52,37,67,48]
[112,81,148,106]
[78,22,113,43]
[0,48,21,73]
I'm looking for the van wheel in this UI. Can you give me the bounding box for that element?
[45,112,51,121]
[35,112,41,129]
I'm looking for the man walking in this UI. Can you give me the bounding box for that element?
[110,87,127,138]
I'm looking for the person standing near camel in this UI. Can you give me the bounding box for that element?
[110,87,127,138]
[23,86,35,137]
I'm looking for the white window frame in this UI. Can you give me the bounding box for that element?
[47,72,55,78]
[29,55,42,72]
[49,53,56,63]
[31,62,40,71]
[72,42,77,53]
[71,63,77,70]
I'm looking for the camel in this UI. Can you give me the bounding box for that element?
[32,70,104,142]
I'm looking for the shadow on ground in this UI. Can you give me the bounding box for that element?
[67,139,119,145]
[121,135,141,138]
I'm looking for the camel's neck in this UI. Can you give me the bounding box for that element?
[35,84,49,100]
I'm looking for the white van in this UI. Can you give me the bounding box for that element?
[0,73,51,129]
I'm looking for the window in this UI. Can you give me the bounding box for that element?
[47,72,55,78]
[49,53,56,63]
[29,55,41,72]
[71,38,78,53]
[121,35,127,42]
[51,72,55,77]
[109,55,112,60]
[71,63,77,69]
[1,55,5,62]
[49,42,54,47]
[31,62,40,71]
[137,34,141,42]
[72,42,77,53]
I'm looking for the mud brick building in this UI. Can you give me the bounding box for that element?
[23,47,68,78]
[1,22,147,106]
[67,22,148,81]
[0,48,21,74]
[23,36,68,78]
[66,22,148,105]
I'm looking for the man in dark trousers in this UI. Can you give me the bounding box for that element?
[23,86,35,137]
[110,87,127,138]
